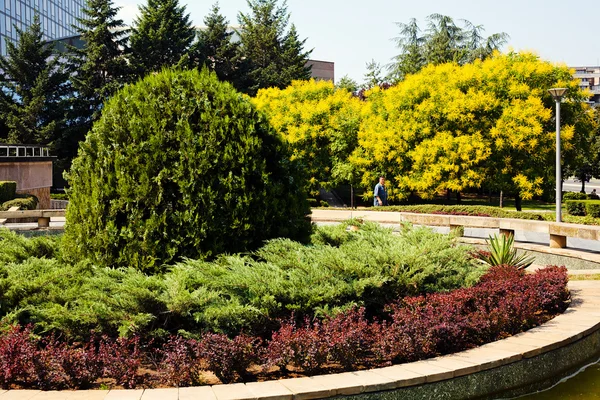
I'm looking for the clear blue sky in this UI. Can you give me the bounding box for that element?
[115,0,600,84]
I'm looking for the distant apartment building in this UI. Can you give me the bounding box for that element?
[572,66,600,106]
[306,59,334,82]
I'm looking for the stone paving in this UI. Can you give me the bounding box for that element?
[0,280,597,400]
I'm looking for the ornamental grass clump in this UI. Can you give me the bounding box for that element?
[62,68,311,273]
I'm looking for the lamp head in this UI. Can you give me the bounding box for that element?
[548,88,568,101]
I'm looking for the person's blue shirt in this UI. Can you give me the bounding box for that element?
[374,182,388,206]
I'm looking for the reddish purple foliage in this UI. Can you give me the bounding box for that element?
[265,318,330,374]
[199,333,260,383]
[34,337,102,389]
[0,325,37,389]
[156,336,201,387]
[98,336,143,389]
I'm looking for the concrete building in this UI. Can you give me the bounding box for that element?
[0,144,54,208]
[572,66,600,106]
[306,59,334,82]
[0,0,85,56]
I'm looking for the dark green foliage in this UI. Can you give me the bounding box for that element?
[129,0,196,77]
[563,192,587,200]
[565,200,586,216]
[237,0,312,95]
[377,204,547,221]
[62,68,311,272]
[193,3,246,88]
[585,202,600,218]
[0,194,38,211]
[564,200,600,217]
[0,15,69,146]
[0,222,484,340]
[0,182,16,203]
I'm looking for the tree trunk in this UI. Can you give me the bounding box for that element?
[499,191,503,208]
[446,189,451,202]
[515,194,522,212]
[350,185,354,209]
[456,191,461,203]
[580,175,586,193]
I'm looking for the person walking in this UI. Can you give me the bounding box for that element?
[373,176,388,206]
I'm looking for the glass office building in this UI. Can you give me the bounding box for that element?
[0,0,85,56]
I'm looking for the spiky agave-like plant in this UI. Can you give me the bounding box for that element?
[477,234,535,270]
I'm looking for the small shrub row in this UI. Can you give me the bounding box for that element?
[1,194,38,211]
[376,205,546,221]
[0,182,17,203]
[0,326,142,389]
[0,265,569,388]
[565,200,600,217]
[563,192,587,201]
[50,193,68,201]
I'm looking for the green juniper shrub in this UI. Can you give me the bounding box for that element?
[0,181,17,203]
[562,192,587,201]
[62,68,311,273]
[0,228,60,264]
[0,222,486,340]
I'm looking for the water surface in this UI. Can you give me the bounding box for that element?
[517,361,600,399]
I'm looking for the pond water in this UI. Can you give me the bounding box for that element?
[515,359,600,399]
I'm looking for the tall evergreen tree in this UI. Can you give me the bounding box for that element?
[59,0,129,184]
[129,0,196,77]
[68,0,129,123]
[0,15,68,146]
[388,18,425,82]
[193,2,245,87]
[389,14,508,82]
[279,24,311,84]
[237,0,312,95]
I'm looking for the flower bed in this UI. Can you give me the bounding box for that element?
[0,265,569,389]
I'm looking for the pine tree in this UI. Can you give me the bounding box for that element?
[388,14,508,82]
[59,0,129,182]
[0,14,68,146]
[68,0,129,122]
[237,0,312,95]
[388,18,425,83]
[129,0,196,77]
[336,75,359,94]
[193,2,245,87]
[279,24,312,84]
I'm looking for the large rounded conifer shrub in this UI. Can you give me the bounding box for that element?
[63,68,311,272]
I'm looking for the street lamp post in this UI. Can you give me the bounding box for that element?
[548,88,568,223]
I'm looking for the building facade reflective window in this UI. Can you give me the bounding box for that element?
[0,0,84,56]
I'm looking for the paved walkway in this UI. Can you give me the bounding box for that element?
[311,209,600,253]
[0,280,597,400]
